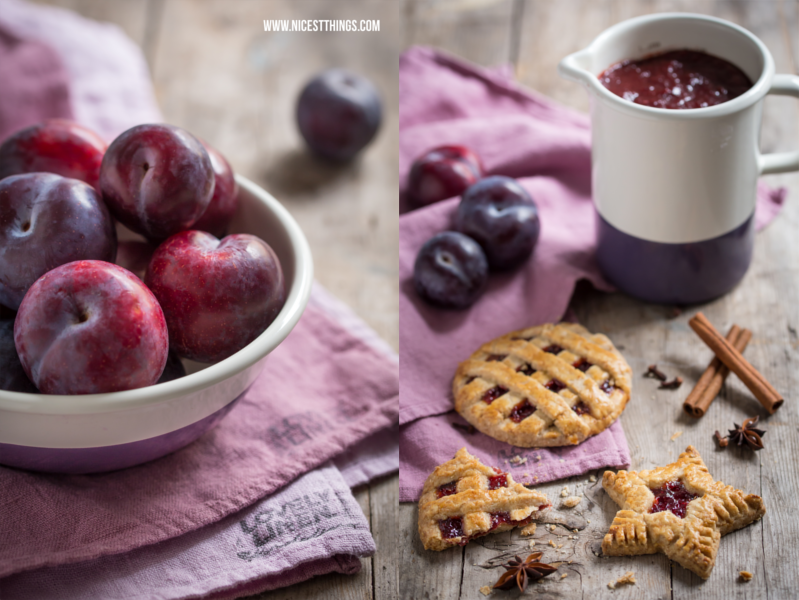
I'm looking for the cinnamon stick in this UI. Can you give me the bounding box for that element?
[688,313,783,414]
[683,324,752,417]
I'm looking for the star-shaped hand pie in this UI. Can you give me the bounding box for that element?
[601,445,765,579]
[418,448,550,551]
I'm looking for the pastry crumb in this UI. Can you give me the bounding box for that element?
[572,528,578,533]
[589,474,597,482]
[520,523,537,536]
[510,455,528,466]
[557,543,563,549]
[533,476,539,481]
[671,430,683,441]
[608,571,636,589]
[739,571,753,582]
[562,496,582,508]
[529,539,537,548]
[560,573,568,579]
[479,585,492,596]
[549,539,556,547]
[560,486,570,497]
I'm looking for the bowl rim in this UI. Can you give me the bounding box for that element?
[0,175,314,415]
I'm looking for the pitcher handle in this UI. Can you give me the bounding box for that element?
[759,74,799,174]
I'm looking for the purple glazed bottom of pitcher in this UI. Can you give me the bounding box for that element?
[596,212,754,305]
[0,394,244,475]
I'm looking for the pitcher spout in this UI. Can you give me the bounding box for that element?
[558,49,594,85]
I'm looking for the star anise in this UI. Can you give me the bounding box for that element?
[728,416,766,450]
[492,552,557,593]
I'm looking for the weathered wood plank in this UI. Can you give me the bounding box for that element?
[26,0,151,48]
[371,475,400,600]
[401,0,517,67]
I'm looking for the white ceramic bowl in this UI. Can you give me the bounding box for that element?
[0,175,313,473]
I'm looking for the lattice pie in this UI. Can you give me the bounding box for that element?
[418,448,550,551]
[453,322,632,447]
[602,445,766,579]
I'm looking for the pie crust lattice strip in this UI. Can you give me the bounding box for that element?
[453,322,632,447]
[602,445,766,579]
[418,448,550,551]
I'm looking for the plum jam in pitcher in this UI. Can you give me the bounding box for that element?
[599,49,753,109]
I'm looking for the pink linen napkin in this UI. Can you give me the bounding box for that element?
[0,301,398,579]
[0,19,72,141]
[0,0,161,142]
[398,46,786,501]
[0,464,374,600]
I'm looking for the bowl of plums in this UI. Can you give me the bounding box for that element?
[0,119,314,474]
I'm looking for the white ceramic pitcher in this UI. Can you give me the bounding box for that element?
[559,13,799,304]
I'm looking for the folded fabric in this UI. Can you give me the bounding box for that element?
[0,464,374,600]
[0,18,72,141]
[0,296,398,579]
[397,46,786,501]
[0,0,161,142]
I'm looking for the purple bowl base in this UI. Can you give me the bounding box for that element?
[0,394,243,474]
[596,212,754,305]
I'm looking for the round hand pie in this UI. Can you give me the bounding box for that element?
[452,322,632,447]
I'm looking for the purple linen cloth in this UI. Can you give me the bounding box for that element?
[398,46,785,501]
[0,464,375,600]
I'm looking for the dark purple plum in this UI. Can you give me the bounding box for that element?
[0,318,38,393]
[14,261,169,395]
[191,140,239,238]
[0,173,117,310]
[454,176,540,271]
[414,231,489,309]
[100,124,214,241]
[296,69,382,161]
[408,145,483,207]
[0,119,107,191]
[145,230,286,363]
[157,351,187,384]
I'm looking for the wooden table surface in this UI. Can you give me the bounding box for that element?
[28,1,399,599]
[400,1,799,598]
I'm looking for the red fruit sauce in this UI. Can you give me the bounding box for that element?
[509,399,536,423]
[600,380,614,394]
[516,363,535,376]
[543,344,563,354]
[437,481,458,498]
[438,516,464,539]
[649,480,698,518]
[572,401,591,416]
[599,49,753,110]
[482,385,508,404]
[572,358,593,372]
[488,473,508,489]
[545,379,566,393]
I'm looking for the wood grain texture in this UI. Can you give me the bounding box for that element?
[401,0,799,598]
[26,1,398,599]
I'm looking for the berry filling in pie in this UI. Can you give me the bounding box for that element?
[516,363,536,376]
[438,517,464,539]
[572,401,590,415]
[543,344,563,354]
[544,379,566,393]
[572,358,593,372]
[488,472,508,489]
[482,385,508,404]
[649,480,698,519]
[509,399,536,423]
[437,481,458,498]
